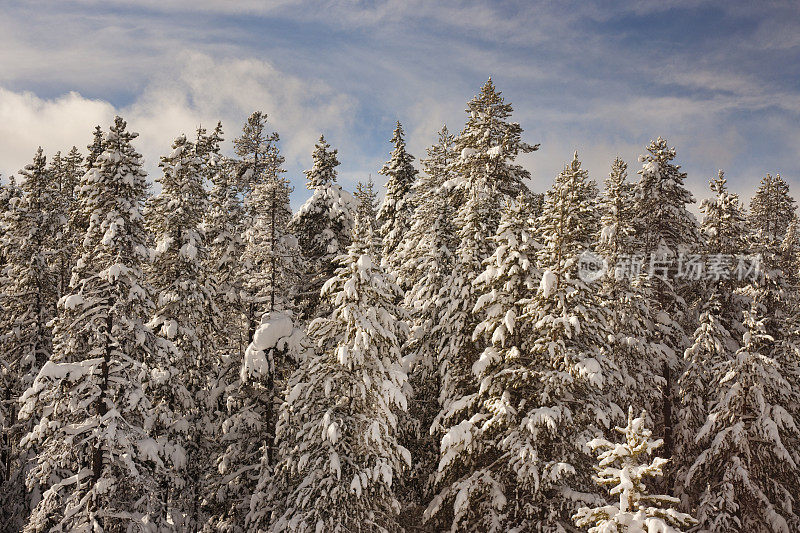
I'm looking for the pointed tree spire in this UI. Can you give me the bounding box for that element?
[289,136,356,319]
[304,135,340,189]
[749,173,795,246]
[354,175,377,227]
[234,111,284,197]
[85,124,105,171]
[377,120,418,276]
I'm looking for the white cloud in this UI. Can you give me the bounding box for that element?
[0,89,116,178]
[0,52,355,185]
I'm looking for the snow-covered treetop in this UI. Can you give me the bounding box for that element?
[85,124,105,171]
[699,170,747,256]
[634,137,699,255]
[17,147,51,198]
[378,121,417,209]
[304,134,340,189]
[147,133,207,273]
[538,151,598,273]
[79,116,150,257]
[749,172,796,244]
[379,121,417,187]
[448,78,539,202]
[419,125,455,193]
[354,175,379,232]
[378,121,418,261]
[196,121,225,176]
[597,157,636,261]
[461,78,538,156]
[234,111,284,194]
[48,146,83,202]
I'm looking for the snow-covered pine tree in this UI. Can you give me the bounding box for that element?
[424,194,541,531]
[698,170,748,328]
[0,175,22,269]
[488,152,611,529]
[432,78,539,441]
[632,138,699,253]
[673,292,735,510]
[269,221,409,533]
[241,148,298,321]
[377,121,417,280]
[749,173,795,247]
[145,133,220,529]
[597,158,636,263]
[197,121,224,184]
[0,149,61,529]
[574,408,696,533]
[288,135,357,319]
[195,120,267,532]
[701,170,748,258]
[777,221,800,484]
[198,123,266,531]
[208,130,301,531]
[687,296,800,532]
[595,157,653,412]
[427,81,540,529]
[673,171,748,503]
[631,137,700,461]
[233,111,286,344]
[201,122,247,353]
[18,117,174,532]
[746,173,796,342]
[394,126,457,522]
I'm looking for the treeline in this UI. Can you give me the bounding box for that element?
[1,79,799,532]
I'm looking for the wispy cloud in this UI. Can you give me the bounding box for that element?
[1,0,798,207]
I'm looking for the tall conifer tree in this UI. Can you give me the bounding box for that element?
[632,137,699,460]
[146,133,220,528]
[19,117,173,531]
[270,223,409,532]
[0,149,61,529]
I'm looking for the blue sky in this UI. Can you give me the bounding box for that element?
[1,0,799,209]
